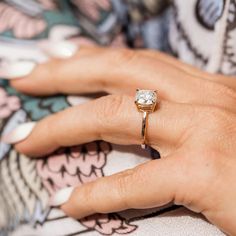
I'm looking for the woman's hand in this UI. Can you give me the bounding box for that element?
[2,45,236,235]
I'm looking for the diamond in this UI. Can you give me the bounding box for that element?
[135,90,157,105]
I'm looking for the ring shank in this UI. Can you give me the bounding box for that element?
[141,111,148,149]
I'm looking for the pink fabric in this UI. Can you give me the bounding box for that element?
[0,87,20,118]
[72,0,111,21]
[81,214,137,235]
[36,142,110,195]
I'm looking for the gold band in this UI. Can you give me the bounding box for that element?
[141,111,148,149]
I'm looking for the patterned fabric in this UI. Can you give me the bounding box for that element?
[0,0,234,235]
[169,0,236,74]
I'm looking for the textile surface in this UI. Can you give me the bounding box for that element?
[0,0,234,235]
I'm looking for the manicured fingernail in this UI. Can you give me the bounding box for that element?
[39,41,78,59]
[49,187,74,207]
[1,122,36,144]
[0,61,36,79]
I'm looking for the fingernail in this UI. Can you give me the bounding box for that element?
[1,122,36,144]
[49,187,74,207]
[39,41,78,59]
[0,61,36,80]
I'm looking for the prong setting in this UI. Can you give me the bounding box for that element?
[135,89,157,112]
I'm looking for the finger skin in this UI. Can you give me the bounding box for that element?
[140,49,236,91]
[11,47,105,96]
[11,47,236,112]
[61,156,187,219]
[14,95,196,157]
[60,145,236,236]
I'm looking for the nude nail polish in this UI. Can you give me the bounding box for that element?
[49,187,75,207]
[0,61,36,80]
[39,41,79,59]
[1,122,36,144]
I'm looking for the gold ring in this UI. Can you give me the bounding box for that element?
[135,89,158,149]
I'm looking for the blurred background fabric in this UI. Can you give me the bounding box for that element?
[0,0,233,235]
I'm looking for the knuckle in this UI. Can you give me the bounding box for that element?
[99,94,126,117]
[197,106,235,150]
[46,113,61,144]
[216,83,236,99]
[206,81,236,105]
[205,81,223,95]
[96,94,128,132]
[45,60,63,93]
[85,182,100,212]
[204,107,230,132]
[46,111,66,146]
[208,107,229,133]
[101,49,139,92]
[79,181,104,214]
[116,169,135,208]
[222,85,236,99]
[110,48,138,69]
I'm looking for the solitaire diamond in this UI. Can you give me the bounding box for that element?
[135,90,157,105]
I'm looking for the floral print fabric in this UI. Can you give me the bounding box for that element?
[0,0,232,235]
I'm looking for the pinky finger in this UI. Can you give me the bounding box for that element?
[50,156,186,219]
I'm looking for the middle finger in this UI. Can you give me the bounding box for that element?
[8,46,236,112]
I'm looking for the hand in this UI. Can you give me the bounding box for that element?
[2,45,236,235]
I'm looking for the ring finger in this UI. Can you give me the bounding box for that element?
[2,94,197,157]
